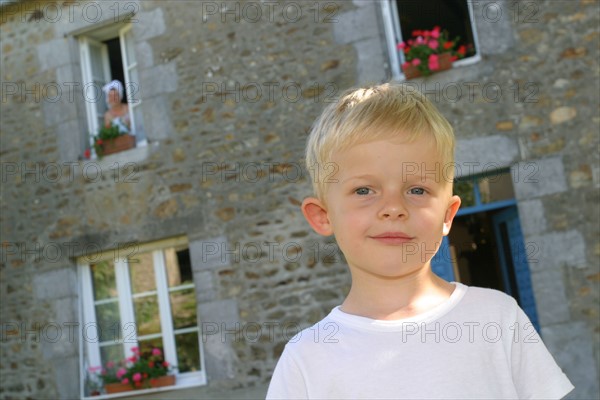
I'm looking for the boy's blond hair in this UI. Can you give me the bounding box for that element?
[305,83,455,200]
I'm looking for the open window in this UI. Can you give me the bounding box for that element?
[381,0,481,79]
[79,23,146,158]
[79,237,206,397]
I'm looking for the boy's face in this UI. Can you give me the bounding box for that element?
[302,133,460,280]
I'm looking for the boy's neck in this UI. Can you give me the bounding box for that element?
[340,266,455,320]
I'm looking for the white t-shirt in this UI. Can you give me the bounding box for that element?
[267,283,574,399]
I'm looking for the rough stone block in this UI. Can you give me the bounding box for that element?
[355,38,387,85]
[455,135,520,177]
[37,39,70,71]
[334,2,381,44]
[135,41,154,69]
[140,63,178,97]
[139,96,173,140]
[472,0,515,55]
[194,270,217,303]
[513,156,567,199]
[40,298,79,359]
[52,355,80,400]
[190,236,231,271]
[56,119,83,161]
[517,199,547,236]
[543,321,599,400]
[197,299,240,382]
[42,94,78,128]
[32,267,77,300]
[527,230,586,272]
[530,268,570,326]
[133,8,166,41]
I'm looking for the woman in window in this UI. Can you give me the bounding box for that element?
[102,80,131,134]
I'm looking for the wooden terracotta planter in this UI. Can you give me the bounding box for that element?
[101,135,136,156]
[403,53,452,79]
[104,375,176,394]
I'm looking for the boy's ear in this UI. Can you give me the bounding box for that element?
[301,197,334,236]
[442,195,461,236]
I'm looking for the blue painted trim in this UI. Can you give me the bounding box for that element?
[473,181,482,206]
[456,199,517,216]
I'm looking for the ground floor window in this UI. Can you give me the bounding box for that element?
[78,236,206,397]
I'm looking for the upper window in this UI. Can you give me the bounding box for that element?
[79,237,206,397]
[78,23,146,159]
[381,0,481,80]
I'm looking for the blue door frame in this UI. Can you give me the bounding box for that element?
[431,175,540,331]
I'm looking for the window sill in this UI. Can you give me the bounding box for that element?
[83,373,206,400]
[395,54,482,83]
[76,141,159,179]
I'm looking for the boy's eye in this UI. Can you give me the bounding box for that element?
[355,187,371,195]
[409,187,426,195]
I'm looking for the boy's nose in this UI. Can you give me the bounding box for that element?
[378,199,408,220]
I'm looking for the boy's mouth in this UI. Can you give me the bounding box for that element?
[369,232,414,244]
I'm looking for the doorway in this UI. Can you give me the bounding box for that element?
[431,170,540,331]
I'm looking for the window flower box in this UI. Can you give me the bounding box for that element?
[100,134,136,156]
[84,124,136,159]
[89,347,176,396]
[398,26,472,79]
[402,52,453,79]
[104,375,176,394]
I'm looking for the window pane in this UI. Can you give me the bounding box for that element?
[129,252,156,294]
[165,248,193,287]
[95,301,121,342]
[478,172,515,204]
[88,41,109,125]
[138,337,163,357]
[175,331,200,373]
[454,179,475,207]
[100,343,124,366]
[396,0,476,54]
[170,288,197,330]
[91,260,117,300]
[133,294,160,336]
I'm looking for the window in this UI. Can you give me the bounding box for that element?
[79,23,146,158]
[79,237,206,397]
[381,0,481,79]
[454,169,516,211]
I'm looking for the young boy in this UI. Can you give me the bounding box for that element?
[266,84,574,399]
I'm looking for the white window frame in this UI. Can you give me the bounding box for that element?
[78,23,147,159]
[381,0,482,80]
[78,237,207,399]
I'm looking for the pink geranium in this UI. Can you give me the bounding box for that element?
[116,367,127,379]
[396,26,469,77]
[90,347,173,389]
[428,54,440,71]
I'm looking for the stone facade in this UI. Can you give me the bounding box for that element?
[0,0,598,399]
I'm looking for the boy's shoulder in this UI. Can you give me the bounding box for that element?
[284,283,523,346]
[283,309,341,350]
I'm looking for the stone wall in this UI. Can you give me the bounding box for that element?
[1,0,357,398]
[0,0,598,399]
